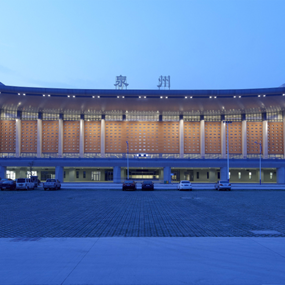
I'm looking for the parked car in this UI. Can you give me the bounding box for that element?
[122,180,136,191]
[16,178,35,190]
[178,180,192,191]
[1,180,16,190]
[141,180,154,190]
[0,178,11,189]
[30,176,40,188]
[43,179,61,190]
[215,180,231,191]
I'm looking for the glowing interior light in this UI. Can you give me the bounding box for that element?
[18,93,20,95]
[190,96,193,98]
[185,96,187,99]
[258,95,261,97]
[214,96,217,98]
[233,96,236,98]
[239,96,241,98]
[23,93,26,96]
[263,95,266,97]
[117,96,119,98]
[165,96,168,99]
[68,95,70,98]
[73,95,75,98]
[209,96,212,98]
[43,94,45,97]
[97,96,100,98]
[48,94,50,97]
[144,96,146,98]
[122,96,125,98]
[92,96,94,98]
[139,96,141,98]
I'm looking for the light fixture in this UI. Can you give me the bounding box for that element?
[263,94,266,97]
[185,96,187,99]
[214,96,217,99]
[97,96,100,98]
[122,96,125,98]
[233,96,236,98]
[258,95,261,97]
[43,94,46,97]
[209,96,212,99]
[68,95,70,98]
[190,96,193,99]
[117,96,119,98]
[18,93,20,95]
[165,96,168,99]
[73,95,75,98]
[139,96,141,98]
[144,96,146,98]
[48,94,51,97]
[23,93,26,96]
[283,94,285,96]
[92,96,95,98]
[239,96,241,98]
[160,96,163,99]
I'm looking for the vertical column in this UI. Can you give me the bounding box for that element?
[37,112,42,158]
[163,166,171,183]
[55,166,64,183]
[277,167,285,184]
[179,114,184,158]
[79,114,84,158]
[283,111,285,158]
[113,166,121,183]
[0,166,6,179]
[242,114,247,159]
[200,115,205,158]
[262,112,268,159]
[101,114,105,158]
[58,114,63,158]
[15,111,22,158]
[220,166,227,181]
[221,115,226,159]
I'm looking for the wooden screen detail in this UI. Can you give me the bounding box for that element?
[63,121,80,153]
[205,122,221,154]
[161,122,179,153]
[226,122,242,154]
[84,121,101,153]
[268,122,283,154]
[0,121,16,153]
[184,122,200,154]
[105,122,125,153]
[21,121,37,153]
[126,122,160,153]
[42,121,59,153]
[247,122,263,154]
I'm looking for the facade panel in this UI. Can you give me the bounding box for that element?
[84,121,101,153]
[21,121,37,153]
[105,122,125,153]
[63,121,80,153]
[268,122,283,154]
[184,122,200,154]
[0,120,16,153]
[226,122,242,154]
[247,122,263,154]
[205,122,221,154]
[42,121,59,153]
[161,122,179,153]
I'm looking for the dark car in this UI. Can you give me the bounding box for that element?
[1,180,16,191]
[0,179,12,190]
[141,180,154,190]
[122,180,136,191]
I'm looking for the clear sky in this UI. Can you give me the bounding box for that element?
[0,0,284,90]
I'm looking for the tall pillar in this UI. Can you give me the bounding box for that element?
[113,166,121,183]
[283,111,285,158]
[79,114,84,158]
[101,115,105,158]
[242,114,247,159]
[58,114,63,158]
[37,112,42,158]
[0,166,6,179]
[200,115,205,158]
[262,112,268,159]
[179,115,184,158]
[15,111,22,158]
[163,166,171,183]
[277,167,285,184]
[221,116,226,159]
[220,166,227,181]
[55,166,64,183]
[69,168,75,182]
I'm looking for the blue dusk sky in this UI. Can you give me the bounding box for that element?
[0,0,284,90]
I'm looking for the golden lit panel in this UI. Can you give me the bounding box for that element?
[268,122,283,154]
[247,122,263,154]
[63,121,80,153]
[226,122,242,154]
[84,121,101,153]
[0,120,16,153]
[205,122,221,154]
[21,121,37,153]
[105,121,125,153]
[42,121,59,153]
[184,122,200,154]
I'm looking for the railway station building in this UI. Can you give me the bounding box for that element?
[1,82,285,183]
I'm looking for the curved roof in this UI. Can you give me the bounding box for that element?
[1,83,285,115]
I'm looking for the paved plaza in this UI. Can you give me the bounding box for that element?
[1,189,285,238]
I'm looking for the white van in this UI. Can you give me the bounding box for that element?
[16,178,35,190]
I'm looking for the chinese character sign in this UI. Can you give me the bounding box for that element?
[157,76,170,89]
[114,75,129,89]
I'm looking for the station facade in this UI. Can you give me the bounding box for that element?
[1,83,285,183]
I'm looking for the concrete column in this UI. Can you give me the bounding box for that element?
[55,166,64,183]
[0,166,6,179]
[68,168,75,182]
[120,168,125,181]
[277,167,285,184]
[113,166,121,183]
[242,116,247,159]
[15,111,22,158]
[282,111,285,158]
[101,115,105,158]
[37,113,42,158]
[262,113,268,159]
[58,115,63,158]
[220,166,227,181]
[163,166,171,183]
[221,120,226,159]
[200,116,205,158]
[79,115,84,158]
[209,169,216,182]
[179,115,184,158]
